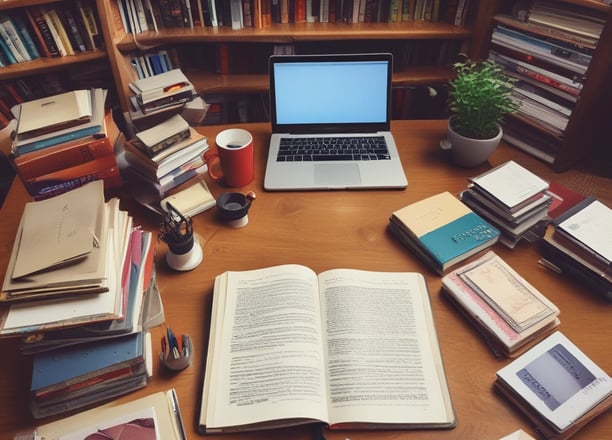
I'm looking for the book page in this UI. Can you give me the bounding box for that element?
[318,269,454,427]
[203,264,329,430]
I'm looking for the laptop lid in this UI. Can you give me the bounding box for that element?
[264,53,408,191]
[269,53,392,134]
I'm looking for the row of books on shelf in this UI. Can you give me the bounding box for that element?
[488,0,607,163]
[130,47,178,80]
[0,0,102,67]
[117,0,473,35]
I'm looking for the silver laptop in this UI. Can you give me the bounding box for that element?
[264,53,408,191]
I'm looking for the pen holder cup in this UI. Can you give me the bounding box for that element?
[160,205,203,271]
[216,191,256,228]
[165,235,203,272]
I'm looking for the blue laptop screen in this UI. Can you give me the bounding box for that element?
[270,54,392,132]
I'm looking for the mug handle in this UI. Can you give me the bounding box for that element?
[204,149,224,181]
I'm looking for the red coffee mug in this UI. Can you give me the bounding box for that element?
[204,128,254,188]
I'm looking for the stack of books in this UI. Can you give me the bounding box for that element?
[0,182,163,417]
[119,113,210,204]
[388,191,500,275]
[460,161,552,248]
[495,331,611,440]
[441,251,560,358]
[128,68,196,117]
[10,88,122,200]
[487,1,604,163]
[539,197,612,301]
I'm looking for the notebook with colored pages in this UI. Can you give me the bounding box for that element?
[264,53,408,191]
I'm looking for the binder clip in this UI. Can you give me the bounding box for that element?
[160,326,192,371]
[159,202,203,271]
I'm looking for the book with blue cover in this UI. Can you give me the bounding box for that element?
[389,191,500,274]
[30,331,146,393]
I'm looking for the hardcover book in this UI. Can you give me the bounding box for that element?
[495,331,612,439]
[441,251,560,357]
[200,265,456,433]
[389,191,500,274]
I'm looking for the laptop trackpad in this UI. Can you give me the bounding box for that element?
[314,163,361,187]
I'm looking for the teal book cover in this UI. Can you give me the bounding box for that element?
[420,211,500,266]
[391,191,500,270]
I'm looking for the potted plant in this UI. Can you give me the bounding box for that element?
[444,59,519,167]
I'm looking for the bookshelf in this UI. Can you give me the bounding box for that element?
[98,1,482,122]
[0,1,114,113]
[476,0,612,172]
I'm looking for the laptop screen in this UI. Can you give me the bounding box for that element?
[269,53,392,133]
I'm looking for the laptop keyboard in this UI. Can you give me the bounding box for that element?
[277,136,391,162]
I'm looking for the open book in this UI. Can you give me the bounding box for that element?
[199,265,455,433]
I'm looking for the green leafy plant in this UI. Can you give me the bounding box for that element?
[448,59,519,140]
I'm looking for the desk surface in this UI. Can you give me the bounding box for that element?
[0,120,610,439]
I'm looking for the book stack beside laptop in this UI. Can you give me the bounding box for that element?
[539,197,612,302]
[441,251,560,358]
[0,182,164,418]
[388,191,500,275]
[459,160,552,248]
[10,88,122,200]
[119,113,210,207]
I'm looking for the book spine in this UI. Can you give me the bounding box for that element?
[15,137,114,181]
[14,125,103,156]
[41,8,69,56]
[10,13,41,59]
[24,155,122,201]
[26,7,60,57]
[139,91,194,113]
[58,9,87,52]
[139,127,190,156]
[0,17,30,62]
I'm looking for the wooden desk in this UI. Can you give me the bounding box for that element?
[0,120,610,439]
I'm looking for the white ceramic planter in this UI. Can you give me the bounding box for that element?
[446,118,503,167]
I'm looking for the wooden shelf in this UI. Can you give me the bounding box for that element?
[116,21,472,50]
[0,50,107,81]
[189,66,456,95]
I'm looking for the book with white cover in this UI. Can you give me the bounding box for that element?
[470,160,549,211]
[16,90,92,136]
[495,331,611,438]
[129,69,194,103]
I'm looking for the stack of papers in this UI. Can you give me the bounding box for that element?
[0,181,161,340]
[460,160,552,248]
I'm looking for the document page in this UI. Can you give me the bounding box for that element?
[203,265,329,430]
[319,269,453,427]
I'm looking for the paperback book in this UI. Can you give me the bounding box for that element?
[441,251,560,357]
[495,331,611,439]
[389,191,500,274]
